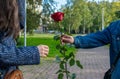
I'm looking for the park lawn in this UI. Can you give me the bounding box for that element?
[25,33,55,38]
[17,34,76,57]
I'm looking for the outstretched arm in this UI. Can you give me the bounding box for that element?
[61,22,115,48]
[0,44,40,66]
[0,43,49,66]
[73,28,111,48]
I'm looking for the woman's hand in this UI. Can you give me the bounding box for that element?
[37,45,49,57]
[61,35,74,44]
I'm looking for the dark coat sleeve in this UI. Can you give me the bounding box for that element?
[73,22,114,48]
[0,44,40,66]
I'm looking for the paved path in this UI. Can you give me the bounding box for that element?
[20,46,110,79]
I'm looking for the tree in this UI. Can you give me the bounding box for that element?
[79,0,92,34]
[115,11,120,18]
[111,1,120,20]
[41,0,56,25]
[27,0,56,34]
[61,0,92,34]
[27,0,42,34]
[42,0,120,34]
[88,1,101,32]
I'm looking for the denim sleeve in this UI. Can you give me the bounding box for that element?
[18,0,25,29]
[74,25,112,48]
[0,44,40,66]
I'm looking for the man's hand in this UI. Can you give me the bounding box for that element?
[37,45,49,57]
[61,35,74,44]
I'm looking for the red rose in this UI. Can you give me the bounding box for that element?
[51,12,64,22]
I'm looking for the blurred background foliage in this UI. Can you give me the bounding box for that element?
[27,0,120,34]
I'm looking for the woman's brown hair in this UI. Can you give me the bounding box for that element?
[0,0,20,39]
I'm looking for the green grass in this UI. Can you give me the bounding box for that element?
[17,34,76,57]
[26,34,55,38]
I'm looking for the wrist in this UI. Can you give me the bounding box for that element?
[71,36,74,44]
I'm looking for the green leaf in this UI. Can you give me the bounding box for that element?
[71,73,76,79]
[69,52,75,58]
[60,62,64,69]
[69,58,75,66]
[61,46,67,51]
[60,26,64,33]
[56,44,61,49]
[64,56,70,61]
[54,35,60,41]
[58,73,64,79]
[60,50,64,54]
[55,56,61,63]
[65,43,75,47]
[56,70,62,74]
[76,60,83,69]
